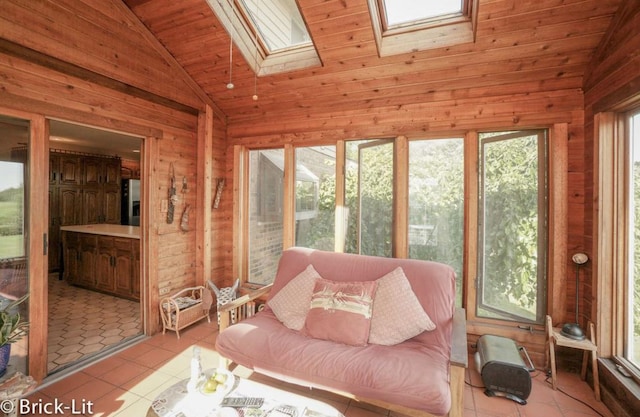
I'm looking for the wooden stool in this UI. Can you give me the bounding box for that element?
[545,315,600,401]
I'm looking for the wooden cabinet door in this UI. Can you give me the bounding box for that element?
[58,155,82,185]
[82,187,102,224]
[83,157,102,186]
[132,241,140,299]
[49,187,82,271]
[48,185,59,270]
[79,234,97,287]
[103,186,121,224]
[104,159,121,186]
[58,187,82,226]
[114,238,133,296]
[96,236,116,292]
[49,154,59,185]
[63,232,80,284]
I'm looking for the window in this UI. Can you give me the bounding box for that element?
[0,114,30,376]
[239,0,311,52]
[382,0,463,27]
[368,0,478,56]
[627,110,640,371]
[238,130,557,327]
[598,108,640,382]
[343,140,394,257]
[207,0,320,76]
[248,149,284,284]
[295,146,335,250]
[477,130,548,324]
[408,138,464,306]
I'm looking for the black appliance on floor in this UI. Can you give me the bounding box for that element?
[475,334,535,405]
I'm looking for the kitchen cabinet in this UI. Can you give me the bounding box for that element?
[50,154,82,185]
[62,226,140,301]
[82,157,121,224]
[83,156,121,187]
[62,231,80,285]
[48,151,121,271]
[132,242,140,299]
[79,234,98,289]
[48,153,84,271]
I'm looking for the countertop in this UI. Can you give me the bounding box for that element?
[60,224,140,239]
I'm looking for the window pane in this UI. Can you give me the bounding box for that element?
[0,115,29,375]
[628,112,640,368]
[382,0,463,27]
[478,131,547,323]
[408,139,464,306]
[239,0,311,52]
[295,146,336,250]
[248,149,284,284]
[343,140,394,256]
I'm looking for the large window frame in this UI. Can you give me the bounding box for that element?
[476,130,549,325]
[597,109,640,383]
[367,0,479,57]
[234,127,567,337]
[207,0,321,76]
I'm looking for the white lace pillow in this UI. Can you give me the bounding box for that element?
[368,267,436,345]
[267,264,321,331]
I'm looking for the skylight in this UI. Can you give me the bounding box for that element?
[207,0,320,76]
[382,0,463,27]
[368,0,477,56]
[239,0,311,53]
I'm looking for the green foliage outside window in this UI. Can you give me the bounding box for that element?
[633,162,640,347]
[479,132,545,322]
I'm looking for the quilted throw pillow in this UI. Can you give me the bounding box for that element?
[303,278,378,346]
[267,264,321,330]
[368,267,436,345]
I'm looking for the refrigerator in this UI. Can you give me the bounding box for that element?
[121,179,140,226]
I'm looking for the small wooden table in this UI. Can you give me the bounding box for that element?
[147,369,344,417]
[545,315,600,401]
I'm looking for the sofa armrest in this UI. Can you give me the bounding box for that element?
[448,307,468,417]
[218,283,274,331]
[450,307,468,368]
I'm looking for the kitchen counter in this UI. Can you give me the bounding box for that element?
[60,224,140,239]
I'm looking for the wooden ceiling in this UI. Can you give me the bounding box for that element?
[122,0,623,124]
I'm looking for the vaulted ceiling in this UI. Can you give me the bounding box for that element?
[122,0,623,124]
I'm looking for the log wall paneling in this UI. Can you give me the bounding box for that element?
[0,0,234,374]
[582,1,640,414]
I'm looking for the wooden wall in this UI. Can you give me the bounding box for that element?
[225,81,583,365]
[582,3,640,414]
[1,0,636,387]
[0,0,227,381]
[584,0,640,332]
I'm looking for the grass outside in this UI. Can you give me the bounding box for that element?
[0,235,24,259]
[0,199,24,258]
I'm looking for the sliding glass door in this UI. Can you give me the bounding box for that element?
[0,115,30,375]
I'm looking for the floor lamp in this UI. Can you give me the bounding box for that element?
[561,252,589,340]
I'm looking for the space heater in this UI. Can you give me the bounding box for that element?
[475,334,535,405]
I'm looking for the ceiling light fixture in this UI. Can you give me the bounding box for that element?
[225,0,235,90]
[227,31,234,90]
[252,0,261,101]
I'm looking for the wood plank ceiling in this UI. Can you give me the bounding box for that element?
[122,0,623,126]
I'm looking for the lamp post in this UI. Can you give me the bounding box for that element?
[561,252,589,340]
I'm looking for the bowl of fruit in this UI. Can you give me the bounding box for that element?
[199,368,235,401]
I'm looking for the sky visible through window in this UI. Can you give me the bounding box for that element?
[383,0,463,26]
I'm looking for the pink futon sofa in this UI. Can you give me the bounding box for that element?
[215,247,468,417]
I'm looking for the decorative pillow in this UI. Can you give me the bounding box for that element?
[302,278,378,346]
[368,267,436,345]
[267,264,321,330]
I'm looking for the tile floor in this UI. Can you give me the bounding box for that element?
[22,319,614,417]
[47,275,141,373]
